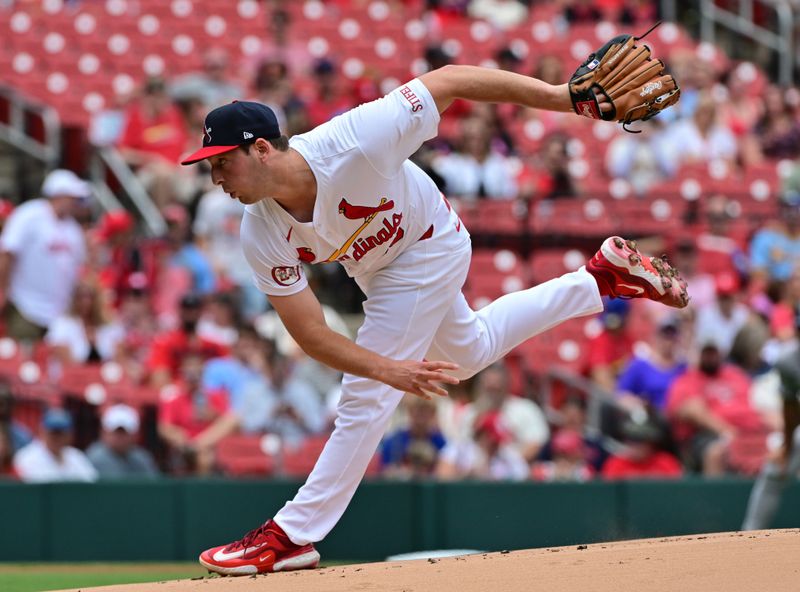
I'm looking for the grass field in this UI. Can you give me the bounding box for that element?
[0,563,207,592]
[0,561,359,592]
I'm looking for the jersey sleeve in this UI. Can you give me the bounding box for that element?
[338,78,441,177]
[240,210,308,297]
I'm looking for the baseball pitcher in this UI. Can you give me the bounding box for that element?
[181,32,686,574]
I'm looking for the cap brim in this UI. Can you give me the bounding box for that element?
[180,145,239,166]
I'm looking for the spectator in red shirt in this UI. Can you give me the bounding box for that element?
[92,210,162,308]
[303,59,354,129]
[146,294,228,388]
[157,353,231,475]
[117,77,191,207]
[586,298,634,393]
[666,343,771,475]
[119,77,188,165]
[601,417,683,480]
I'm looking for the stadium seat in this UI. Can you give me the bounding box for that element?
[528,248,587,286]
[280,434,381,478]
[465,248,526,303]
[280,435,328,477]
[216,434,276,477]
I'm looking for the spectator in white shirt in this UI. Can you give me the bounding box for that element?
[45,279,125,364]
[432,116,518,201]
[13,408,98,483]
[606,119,678,195]
[468,0,529,30]
[663,92,738,168]
[695,272,750,357]
[469,362,550,462]
[0,170,88,342]
[436,411,529,481]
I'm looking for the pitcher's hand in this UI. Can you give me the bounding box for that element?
[376,360,460,400]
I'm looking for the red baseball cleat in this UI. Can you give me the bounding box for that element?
[199,520,320,576]
[587,236,689,308]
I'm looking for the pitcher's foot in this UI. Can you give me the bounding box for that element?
[199,520,320,576]
[587,236,689,308]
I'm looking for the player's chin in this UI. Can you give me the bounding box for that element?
[235,193,261,205]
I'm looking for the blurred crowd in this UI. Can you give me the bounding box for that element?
[1,0,800,484]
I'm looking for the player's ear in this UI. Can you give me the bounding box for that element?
[252,138,271,161]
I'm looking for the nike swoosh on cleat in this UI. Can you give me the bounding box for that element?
[617,283,645,295]
[213,544,266,562]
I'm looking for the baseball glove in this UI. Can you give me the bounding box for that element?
[569,23,680,132]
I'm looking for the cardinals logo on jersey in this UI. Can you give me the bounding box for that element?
[324,197,405,263]
[296,247,316,263]
[338,198,395,220]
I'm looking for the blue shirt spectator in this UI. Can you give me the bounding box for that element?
[616,356,687,410]
[202,328,268,411]
[749,226,800,282]
[172,244,216,295]
[381,397,446,478]
[381,430,446,466]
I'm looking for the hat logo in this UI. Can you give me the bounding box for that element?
[204,126,212,144]
[243,131,254,140]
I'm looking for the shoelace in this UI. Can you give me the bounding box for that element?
[226,523,271,552]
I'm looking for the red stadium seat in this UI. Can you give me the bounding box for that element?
[280,435,328,477]
[528,248,587,285]
[465,248,527,304]
[216,434,276,477]
[513,321,588,377]
[280,434,380,479]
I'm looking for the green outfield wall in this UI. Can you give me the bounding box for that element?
[3,478,800,562]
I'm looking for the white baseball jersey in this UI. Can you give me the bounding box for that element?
[241,78,445,296]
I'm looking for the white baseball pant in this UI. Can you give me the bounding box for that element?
[274,207,604,545]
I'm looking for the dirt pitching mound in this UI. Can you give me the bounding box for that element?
[58,530,800,592]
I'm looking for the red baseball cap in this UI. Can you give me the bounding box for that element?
[474,412,511,445]
[181,101,281,165]
[96,210,134,240]
[715,272,739,296]
[552,429,583,456]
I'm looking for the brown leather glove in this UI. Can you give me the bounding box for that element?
[569,25,680,131]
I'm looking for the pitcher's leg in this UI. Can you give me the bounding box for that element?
[273,373,407,544]
[274,240,471,545]
[428,267,603,379]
